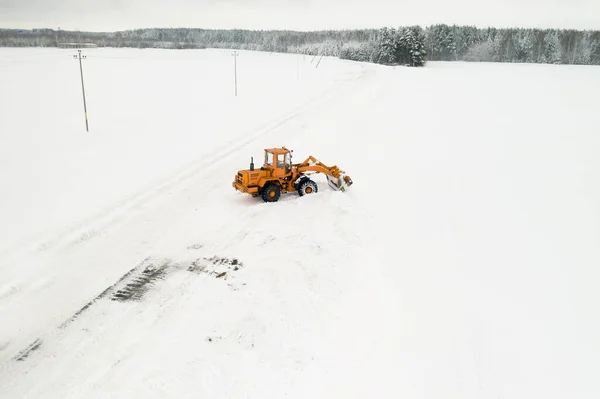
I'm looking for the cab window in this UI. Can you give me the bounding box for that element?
[277,154,285,168]
[265,152,273,166]
[285,152,291,168]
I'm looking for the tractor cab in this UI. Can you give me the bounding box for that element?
[263,146,292,177]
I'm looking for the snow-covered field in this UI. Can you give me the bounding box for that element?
[1,48,599,398]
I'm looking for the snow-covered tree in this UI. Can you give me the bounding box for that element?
[371,26,427,67]
[514,29,535,62]
[402,26,427,66]
[543,30,562,64]
[463,39,495,62]
[375,27,398,64]
[576,31,594,64]
[454,25,480,59]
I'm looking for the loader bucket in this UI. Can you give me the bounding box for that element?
[327,174,353,192]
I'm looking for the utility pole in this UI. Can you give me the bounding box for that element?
[73,49,89,131]
[232,50,238,96]
[315,54,324,69]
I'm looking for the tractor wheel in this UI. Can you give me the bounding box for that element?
[261,183,281,202]
[298,179,318,196]
[294,177,309,191]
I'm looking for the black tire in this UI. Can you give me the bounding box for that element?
[261,183,281,202]
[298,179,318,196]
[294,177,309,191]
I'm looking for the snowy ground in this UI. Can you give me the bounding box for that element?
[1,48,599,398]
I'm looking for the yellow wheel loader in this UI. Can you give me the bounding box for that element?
[232,146,353,202]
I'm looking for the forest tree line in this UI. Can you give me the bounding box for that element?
[425,24,600,65]
[1,24,599,66]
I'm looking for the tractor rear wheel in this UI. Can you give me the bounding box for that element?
[261,183,281,202]
[298,179,318,196]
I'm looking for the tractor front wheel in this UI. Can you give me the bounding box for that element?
[261,183,281,202]
[298,179,318,196]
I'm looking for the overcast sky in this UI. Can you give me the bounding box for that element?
[0,0,598,32]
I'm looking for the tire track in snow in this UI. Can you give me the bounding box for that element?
[0,259,152,376]
[12,339,42,362]
[0,248,245,394]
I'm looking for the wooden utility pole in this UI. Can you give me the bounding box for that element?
[315,54,324,68]
[232,50,238,96]
[73,49,89,131]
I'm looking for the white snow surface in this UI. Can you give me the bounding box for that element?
[1,48,600,398]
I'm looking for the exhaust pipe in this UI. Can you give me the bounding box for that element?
[250,157,254,171]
